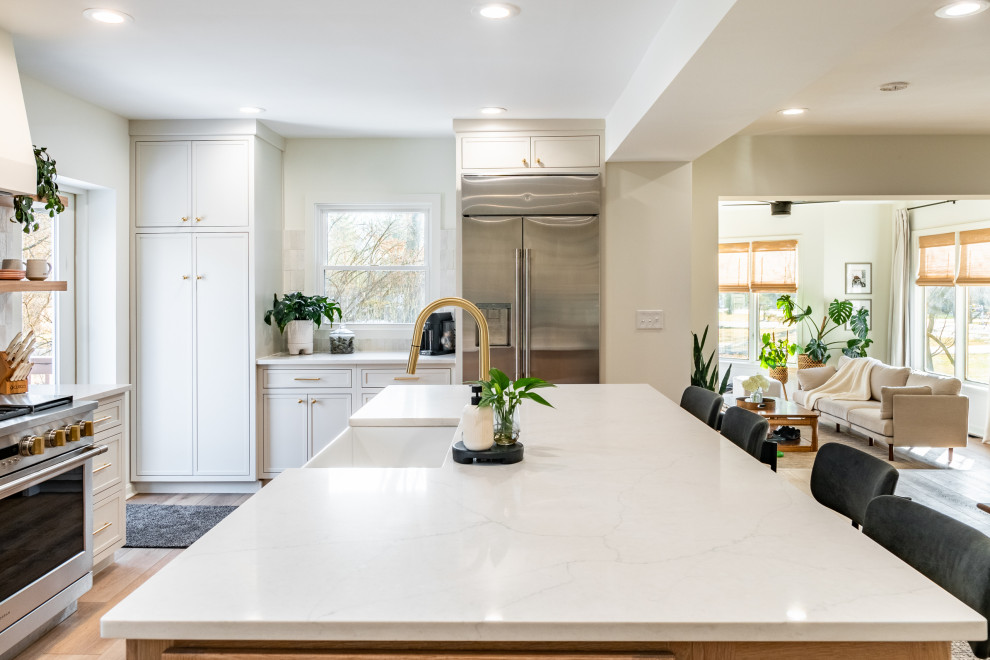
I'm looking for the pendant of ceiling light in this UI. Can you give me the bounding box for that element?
[935,0,990,17]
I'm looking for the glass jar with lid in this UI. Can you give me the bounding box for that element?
[329,324,355,354]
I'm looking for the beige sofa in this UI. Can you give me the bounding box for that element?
[792,357,969,461]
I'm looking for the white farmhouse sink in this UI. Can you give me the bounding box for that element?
[303,426,456,469]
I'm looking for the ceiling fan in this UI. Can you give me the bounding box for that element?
[720,200,836,216]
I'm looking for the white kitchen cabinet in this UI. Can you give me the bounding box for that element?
[134,139,249,228]
[131,121,284,489]
[135,232,252,478]
[91,392,130,572]
[135,233,194,476]
[460,135,601,170]
[310,394,352,457]
[263,394,310,474]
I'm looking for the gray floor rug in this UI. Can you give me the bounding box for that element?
[124,504,238,548]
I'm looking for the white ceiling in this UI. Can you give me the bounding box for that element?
[0,0,676,138]
[741,3,990,136]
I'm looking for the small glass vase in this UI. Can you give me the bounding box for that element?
[329,324,355,354]
[750,388,764,404]
[493,407,520,446]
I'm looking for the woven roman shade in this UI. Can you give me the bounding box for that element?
[718,243,750,292]
[750,240,798,293]
[956,228,990,285]
[916,232,956,286]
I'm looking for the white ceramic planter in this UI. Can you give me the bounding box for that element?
[286,319,314,355]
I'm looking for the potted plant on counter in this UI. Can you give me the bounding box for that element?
[472,368,555,445]
[777,295,873,367]
[759,333,796,385]
[264,292,343,355]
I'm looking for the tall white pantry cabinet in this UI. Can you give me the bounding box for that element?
[130,120,283,489]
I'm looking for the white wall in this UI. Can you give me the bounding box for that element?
[281,138,456,352]
[719,202,894,364]
[602,161,693,400]
[20,75,130,383]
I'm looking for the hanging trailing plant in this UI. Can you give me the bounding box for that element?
[11,146,65,234]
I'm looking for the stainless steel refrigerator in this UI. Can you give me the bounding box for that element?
[461,174,600,384]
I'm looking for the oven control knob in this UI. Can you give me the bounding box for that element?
[46,429,67,447]
[20,436,45,456]
[63,424,82,442]
[83,420,95,437]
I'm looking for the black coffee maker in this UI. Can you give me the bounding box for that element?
[420,312,455,355]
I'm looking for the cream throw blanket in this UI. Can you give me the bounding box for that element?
[804,357,880,411]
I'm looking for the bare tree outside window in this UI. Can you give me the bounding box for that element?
[322,208,427,323]
[22,205,55,384]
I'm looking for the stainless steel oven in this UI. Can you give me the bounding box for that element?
[0,398,103,660]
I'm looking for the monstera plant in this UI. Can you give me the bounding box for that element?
[777,295,872,363]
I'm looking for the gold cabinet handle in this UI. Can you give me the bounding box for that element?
[536,157,544,166]
[93,462,113,474]
[195,217,203,222]
[94,415,113,424]
[93,521,112,535]
[297,399,304,404]
[181,217,189,222]
[393,376,420,381]
[182,275,190,280]
[196,275,203,280]
[311,399,318,405]
[293,377,321,381]
[521,158,528,167]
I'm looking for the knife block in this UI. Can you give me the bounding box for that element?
[0,351,30,394]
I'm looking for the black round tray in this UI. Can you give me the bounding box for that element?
[451,440,524,465]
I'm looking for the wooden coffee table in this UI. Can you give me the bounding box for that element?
[729,397,820,452]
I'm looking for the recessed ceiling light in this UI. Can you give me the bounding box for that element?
[480,107,507,115]
[239,106,266,114]
[476,3,520,19]
[935,1,989,17]
[82,8,132,24]
[778,108,808,116]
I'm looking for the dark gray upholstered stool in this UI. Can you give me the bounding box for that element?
[864,495,990,658]
[720,406,774,470]
[679,386,722,429]
[811,442,899,529]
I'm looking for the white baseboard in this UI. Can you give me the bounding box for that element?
[132,481,262,494]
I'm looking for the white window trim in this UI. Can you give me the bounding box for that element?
[313,195,441,330]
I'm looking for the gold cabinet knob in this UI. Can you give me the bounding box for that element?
[181,217,189,222]
[522,158,528,167]
[195,217,202,223]
[83,420,95,437]
[298,399,304,404]
[196,275,204,280]
[46,429,66,447]
[536,158,544,166]
[182,275,190,280]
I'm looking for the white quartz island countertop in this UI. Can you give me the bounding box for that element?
[101,384,985,647]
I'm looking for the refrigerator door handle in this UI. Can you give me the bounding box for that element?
[514,248,522,381]
[524,248,532,378]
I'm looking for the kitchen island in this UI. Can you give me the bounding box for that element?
[101,385,984,659]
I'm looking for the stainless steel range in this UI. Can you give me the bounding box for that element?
[0,395,104,660]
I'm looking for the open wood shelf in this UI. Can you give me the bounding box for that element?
[0,280,67,292]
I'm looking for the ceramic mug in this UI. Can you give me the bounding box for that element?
[1,259,25,270]
[26,259,52,281]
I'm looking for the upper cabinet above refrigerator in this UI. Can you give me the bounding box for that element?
[460,135,601,171]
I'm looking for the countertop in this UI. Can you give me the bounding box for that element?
[101,384,985,643]
[31,383,131,400]
[257,351,456,366]
[350,384,470,426]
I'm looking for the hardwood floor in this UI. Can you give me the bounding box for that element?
[13,494,249,660]
[16,448,990,660]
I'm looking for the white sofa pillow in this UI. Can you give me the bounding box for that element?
[797,365,836,391]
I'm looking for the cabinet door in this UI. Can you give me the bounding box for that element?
[193,141,250,227]
[135,234,194,476]
[309,394,352,458]
[194,233,251,476]
[531,136,600,169]
[135,141,191,227]
[461,137,531,169]
[263,394,309,474]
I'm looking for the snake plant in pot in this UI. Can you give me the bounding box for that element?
[777,295,872,366]
[691,325,732,394]
[264,293,343,355]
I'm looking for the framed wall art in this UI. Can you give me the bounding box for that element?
[845,262,872,295]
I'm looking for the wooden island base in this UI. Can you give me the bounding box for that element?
[127,639,950,660]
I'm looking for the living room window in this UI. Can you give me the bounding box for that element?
[718,240,798,361]
[916,228,990,384]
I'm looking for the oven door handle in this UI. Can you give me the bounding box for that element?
[0,445,108,499]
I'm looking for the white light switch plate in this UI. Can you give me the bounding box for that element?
[636,310,664,330]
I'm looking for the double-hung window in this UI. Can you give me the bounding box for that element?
[317,204,429,324]
[718,240,799,361]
